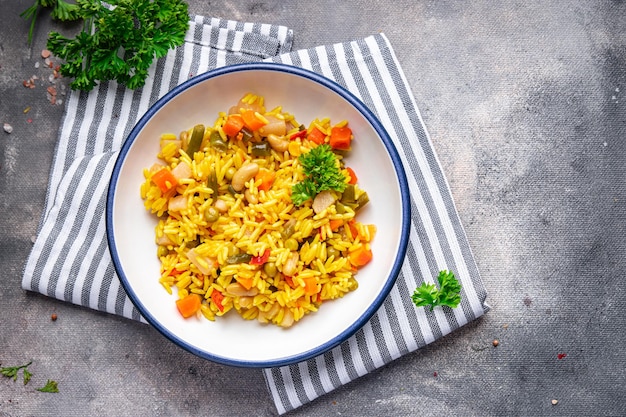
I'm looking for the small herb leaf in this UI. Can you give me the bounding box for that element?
[411,270,462,311]
[0,361,33,383]
[411,282,439,311]
[291,144,347,205]
[23,369,32,385]
[37,379,59,393]
[436,269,462,308]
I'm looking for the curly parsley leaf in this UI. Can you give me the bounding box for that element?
[1,361,58,392]
[45,0,189,91]
[50,0,80,21]
[411,283,439,309]
[291,178,318,206]
[291,144,347,205]
[20,0,80,45]
[23,368,33,385]
[36,379,59,393]
[0,361,33,383]
[411,270,462,311]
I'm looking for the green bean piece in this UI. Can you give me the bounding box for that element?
[355,191,370,211]
[263,262,278,278]
[209,130,228,151]
[186,124,205,156]
[240,127,254,141]
[341,184,356,203]
[185,239,200,249]
[251,141,271,156]
[207,168,218,196]
[335,202,347,214]
[226,253,253,264]
[205,206,220,223]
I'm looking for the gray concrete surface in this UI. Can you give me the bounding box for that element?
[2,1,625,416]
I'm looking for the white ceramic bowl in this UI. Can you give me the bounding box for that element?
[106,62,410,367]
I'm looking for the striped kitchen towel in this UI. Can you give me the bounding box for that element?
[264,35,489,414]
[23,16,294,317]
[22,16,488,415]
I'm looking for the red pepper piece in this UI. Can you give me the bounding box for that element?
[250,249,271,265]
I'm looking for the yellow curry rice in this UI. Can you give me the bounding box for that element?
[140,93,375,327]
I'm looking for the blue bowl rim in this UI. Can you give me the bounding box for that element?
[106,62,411,368]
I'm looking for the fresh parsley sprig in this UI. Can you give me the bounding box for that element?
[44,0,190,91]
[411,270,462,311]
[21,0,80,45]
[37,379,60,393]
[291,144,347,206]
[0,361,33,384]
[1,361,59,392]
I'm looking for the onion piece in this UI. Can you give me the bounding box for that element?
[280,310,294,327]
[171,161,192,181]
[312,190,336,214]
[186,248,216,275]
[168,194,187,212]
[156,234,174,246]
[229,98,264,115]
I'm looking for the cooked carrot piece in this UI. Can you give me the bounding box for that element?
[151,168,178,193]
[347,219,359,240]
[329,126,352,150]
[307,126,326,145]
[329,219,344,231]
[349,246,373,267]
[222,114,245,137]
[255,170,276,192]
[241,109,267,131]
[211,290,225,312]
[236,277,254,290]
[303,277,318,296]
[345,166,358,184]
[176,293,202,318]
